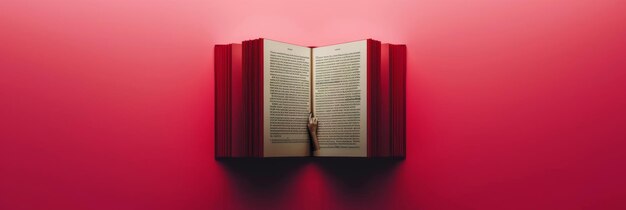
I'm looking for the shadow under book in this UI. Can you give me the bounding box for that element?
[215,38,406,158]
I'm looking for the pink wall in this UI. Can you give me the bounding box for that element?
[1,0,625,209]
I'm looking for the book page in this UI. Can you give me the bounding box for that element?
[263,39,312,157]
[313,40,368,157]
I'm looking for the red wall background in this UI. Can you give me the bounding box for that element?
[1,0,625,209]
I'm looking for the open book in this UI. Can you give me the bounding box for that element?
[215,39,405,158]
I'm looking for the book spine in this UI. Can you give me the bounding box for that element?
[243,40,251,157]
[231,44,242,157]
[390,44,407,158]
[379,44,391,157]
[367,39,382,157]
[241,39,265,158]
[215,45,221,158]
[252,39,264,157]
[257,39,264,157]
[367,40,374,157]
[215,44,232,158]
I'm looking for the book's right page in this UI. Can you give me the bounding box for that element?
[312,40,368,157]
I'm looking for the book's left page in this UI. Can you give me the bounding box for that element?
[263,39,312,157]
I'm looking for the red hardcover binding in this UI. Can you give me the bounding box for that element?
[231,44,242,157]
[379,43,391,157]
[215,45,221,158]
[255,39,264,157]
[367,39,383,157]
[366,40,371,157]
[390,44,406,157]
[241,39,264,157]
[242,40,249,157]
[215,44,231,158]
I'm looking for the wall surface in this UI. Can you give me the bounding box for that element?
[1,0,625,209]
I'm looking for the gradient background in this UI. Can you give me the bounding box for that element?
[1,0,626,209]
